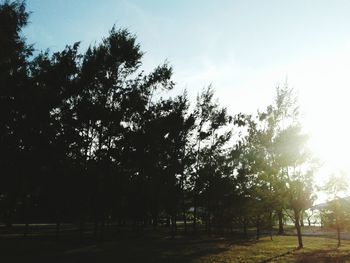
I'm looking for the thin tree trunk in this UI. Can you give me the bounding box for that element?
[294,209,303,248]
[79,218,84,241]
[337,221,341,247]
[55,209,61,241]
[208,211,211,235]
[277,210,284,235]
[94,219,99,239]
[256,216,260,240]
[55,221,60,241]
[94,125,103,240]
[24,222,29,237]
[166,216,170,227]
[5,200,14,228]
[205,207,209,234]
[171,216,177,238]
[183,206,187,234]
[100,217,105,242]
[152,213,158,228]
[269,211,273,240]
[300,210,304,227]
[193,196,197,233]
[193,124,202,235]
[181,139,187,234]
[23,204,29,238]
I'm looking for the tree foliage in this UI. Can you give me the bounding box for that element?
[0,1,320,248]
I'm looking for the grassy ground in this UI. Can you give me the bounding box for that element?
[196,236,350,263]
[1,228,350,262]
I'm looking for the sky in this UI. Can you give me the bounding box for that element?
[23,0,350,199]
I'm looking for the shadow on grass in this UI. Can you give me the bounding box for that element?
[258,248,298,263]
[294,247,350,263]
[6,228,336,263]
[0,231,242,263]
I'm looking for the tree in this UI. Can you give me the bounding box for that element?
[245,85,316,247]
[0,1,321,246]
[0,0,33,227]
[323,171,350,246]
[29,42,83,238]
[188,86,232,233]
[271,88,316,248]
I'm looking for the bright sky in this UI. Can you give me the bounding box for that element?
[24,0,350,198]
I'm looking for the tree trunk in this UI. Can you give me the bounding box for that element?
[277,210,284,235]
[205,206,211,234]
[23,204,29,238]
[193,196,197,233]
[94,219,99,239]
[171,216,177,238]
[79,219,84,241]
[183,209,187,233]
[208,212,211,235]
[24,222,29,237]
[294,209,303,248]
[336,221,341,247]
[152,213,158,228]
[256,217,260,240]
[182,191,187,233]
[180,141,187,235]
[243,218,247,238]
[55,221,60,241]
[300,210,304,227]
[269,211,273,240]
[100,217,105,242]
[4,206,13,228]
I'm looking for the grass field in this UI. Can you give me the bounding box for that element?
[1,227,350,262]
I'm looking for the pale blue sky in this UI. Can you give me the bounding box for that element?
[24,0,350,187]
[24,0,350,108]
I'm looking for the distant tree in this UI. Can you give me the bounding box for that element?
[304,209,316,226]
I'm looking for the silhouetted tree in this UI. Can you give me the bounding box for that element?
[0,1,320,248]
[0,0,33,227]
[188,86,232,233]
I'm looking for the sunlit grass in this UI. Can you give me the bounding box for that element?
[195,236,350,263]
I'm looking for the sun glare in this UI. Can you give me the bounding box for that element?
[301,85,350,187]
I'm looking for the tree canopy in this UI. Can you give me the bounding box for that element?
[0,1,320,248]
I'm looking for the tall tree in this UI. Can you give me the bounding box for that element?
[271,87,316,248]
[0,0,33,227]
[323,171,349,247]
[189,86,232,233]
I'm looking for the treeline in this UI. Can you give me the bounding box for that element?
[0,1,315,247]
